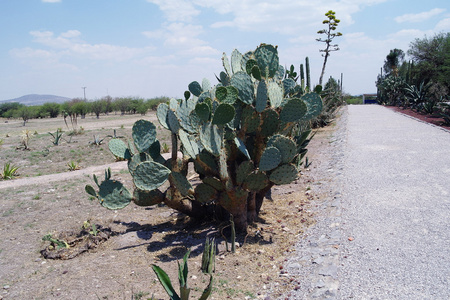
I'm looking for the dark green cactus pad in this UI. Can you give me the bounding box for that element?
[202,177,224,192]
[236,160,254,185]
[156,103,170,130]
[200,123,223,156]
[283,78,296,96]
[195,102,211,122]
[133,161,171,191]
[254,44,279,78]
[245,59,258,75]
[259,146,282,171]
[256,80,268,113]
[98,180,132,210]
[220,71,230,86]
[197,152,218,172]
[188,81,203,97]
[314,85,323,94]
[222,52,232,76]
[301,93,323,120]
[179,129,199,158]
[261,109,280,137]
[198,91,212,104]
[268,135,297,164]
[133,189,164,206]
[167,109,180,133]
[231,49,244,74]
[269,163,298,185]
[212,103,235,125]
[85,185,97,197]
[132,120,157,153]
[280,98,307,123]
[170,171,193,197]
[230,71,254,105]
[275,65,285,80]
[215,86,227,102]
[128,152,152,176]
[268,81,283,108]
[148,140,165,164]
[194,183,217,204]
[184,90,191,101]
[243,171,269,192]
[234,137,251,160]
[109,138,132,159]
[251,65,262,81]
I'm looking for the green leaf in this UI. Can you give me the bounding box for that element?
[199,275,214,300]
[85,185,97,197]
[151,265,181,300]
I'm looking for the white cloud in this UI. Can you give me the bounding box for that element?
[146,0,200,22]
[42,0,61,2]
[435,17,450,31]
[395,8,446,23]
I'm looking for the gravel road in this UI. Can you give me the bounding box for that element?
[281,105,450,299]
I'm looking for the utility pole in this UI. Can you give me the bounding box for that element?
[82,87,87,100]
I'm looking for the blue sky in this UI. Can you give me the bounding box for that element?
[1,0,449,100]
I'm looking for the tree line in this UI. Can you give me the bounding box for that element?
[376,32,449,112]
[0,96,170,125]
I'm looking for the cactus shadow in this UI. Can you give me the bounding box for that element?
[113,217,219,263]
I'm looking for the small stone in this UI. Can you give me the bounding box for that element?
[3,285,10,290]
[191,275,197,280]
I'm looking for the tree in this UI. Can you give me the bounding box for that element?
[91,99,106,119]
[408,32,450,89]
[40,102,61,118]
[383,48,405,77]
[317,10,342,86]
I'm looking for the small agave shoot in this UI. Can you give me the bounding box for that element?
[85,44,322,232]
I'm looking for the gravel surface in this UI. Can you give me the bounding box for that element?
[280,105,450,299]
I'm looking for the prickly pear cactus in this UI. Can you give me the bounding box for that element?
[85,43,323,232]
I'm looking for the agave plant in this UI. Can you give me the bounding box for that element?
[1,163,19,180]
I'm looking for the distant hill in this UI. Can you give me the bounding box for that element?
[0,94,72,106]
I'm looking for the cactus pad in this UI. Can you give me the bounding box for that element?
[133,161,171,191]
[132,119,157,153]
[236,160,254,185]
[188,81,203,97]
[230,71,254,105]
[128,152,152,176]
[269,163,298,185]
[301,93,323,120]
[215,86,227,102]
[85,185,97,197]
[200,123,223,156]
[243,171,269,192]
[109,138,131,159]
[268,80,283,108]
[256,80,268,113]
[231,49,244,74]
[212,103,235,125]
[245,59,258,75]
[280,98,307,123]
[261,109,280,137]
[259,146,282,171]
[222,52,232,76]
[195,102,211,122]
[254,44,279,78]
[167,109,180,133]
[133,189,164,206]
[268,135,297,163]
[283,78,296,96]
[234,137,251,160]
[98,180,132,209]
[179,129,199,158]
[156,103,170,130]
[170,171,193,197]
[203,177,224,191]
[194,183,217,204]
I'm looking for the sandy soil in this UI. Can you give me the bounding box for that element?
[0,112,336,300]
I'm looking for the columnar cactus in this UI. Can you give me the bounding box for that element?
[85,43,323,232]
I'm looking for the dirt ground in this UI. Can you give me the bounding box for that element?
[0,111,337,300]
[388,106,450,131]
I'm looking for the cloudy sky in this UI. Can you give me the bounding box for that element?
[1,0,449,100]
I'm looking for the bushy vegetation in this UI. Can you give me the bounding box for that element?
[376,32,449,117]
[0,96,170,125]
